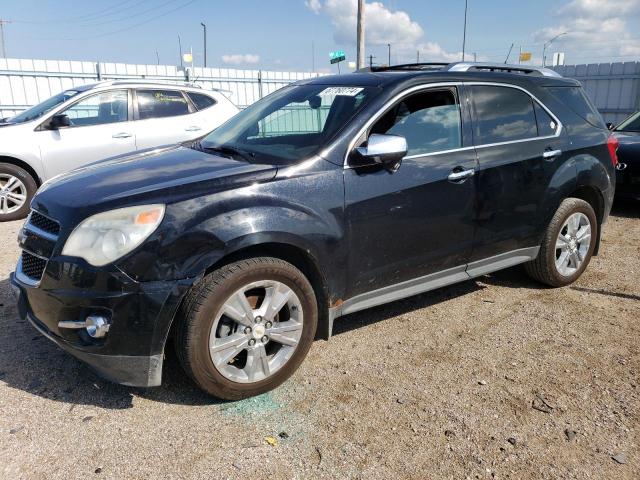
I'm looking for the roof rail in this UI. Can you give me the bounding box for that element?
[443,62,562,78]
[360,62,449,73]
[105,79,204,88]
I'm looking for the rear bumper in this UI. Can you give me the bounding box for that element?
[10,265,196,387]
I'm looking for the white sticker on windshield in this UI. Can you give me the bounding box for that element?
[319,87,364,97]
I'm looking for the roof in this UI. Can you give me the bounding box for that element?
[69,80,211,91]
[298,61,578,89]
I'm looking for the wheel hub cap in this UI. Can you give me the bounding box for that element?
[208,280,304,384]
[554,212,592,277]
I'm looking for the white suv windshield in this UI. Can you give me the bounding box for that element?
[201,84,379,165]
[7,90,80,124]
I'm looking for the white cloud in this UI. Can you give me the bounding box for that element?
[305,0,322,14]
[221,54,261,65]
[535,0,640,62]
[306,0,460,63]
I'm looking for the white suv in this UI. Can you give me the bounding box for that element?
[0,81,239,221]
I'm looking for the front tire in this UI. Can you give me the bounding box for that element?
[0,163,36,221]
[175,257,318,400]
[525,198,598,287]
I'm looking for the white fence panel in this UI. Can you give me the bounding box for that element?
[0,57,324,118]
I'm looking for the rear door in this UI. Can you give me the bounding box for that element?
[466,83,566,266]
[133,88,199,149]
[37,89,135,178]
[344,85,477,299]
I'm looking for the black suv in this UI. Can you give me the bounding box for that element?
[11,62,617,400]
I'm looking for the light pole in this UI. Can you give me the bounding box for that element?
[387,43,391,66]
[462,0,468,61]
[542,32,568,67]
[356,0,365,70]
[200,22,207,67]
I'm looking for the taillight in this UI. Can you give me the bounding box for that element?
[607,135,619,168]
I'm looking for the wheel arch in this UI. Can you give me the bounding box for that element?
[167,240,333,346]
[0,155,43,186]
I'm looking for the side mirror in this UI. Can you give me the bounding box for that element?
[606,122,615,130]
[49,114,71,130]
[354,133,407,171]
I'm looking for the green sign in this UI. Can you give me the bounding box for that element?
[329,50,346,64]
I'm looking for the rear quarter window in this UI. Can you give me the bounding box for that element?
[188,92,217,111]
[546,86,606,129]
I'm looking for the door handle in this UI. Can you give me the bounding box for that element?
[448,168,475,182]
[543,149,562,159]
[185,126,202,132]
[112,132,132,139]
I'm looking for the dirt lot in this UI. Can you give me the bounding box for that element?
[0,202,638,479]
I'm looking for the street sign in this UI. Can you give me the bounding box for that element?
[519,52,532,62]
[330,50,346,64]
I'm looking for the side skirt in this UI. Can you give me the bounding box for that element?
[326,246,540,338]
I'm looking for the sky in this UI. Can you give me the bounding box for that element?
[0,0,639,72]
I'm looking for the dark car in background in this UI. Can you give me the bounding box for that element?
[11,62,617,400]
[612,111,640,200]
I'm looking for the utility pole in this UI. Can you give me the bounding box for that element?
[462,0,468,61]
[356,0,365,69]
[0,19,11,58]
[417,50,420,63]
[387,43,391,66]
[155,50,160,65]
[200,22,207,67]
[312,40,315,73]
[178,35,183,67]
[518,45,522,64]
[369,54,375,68]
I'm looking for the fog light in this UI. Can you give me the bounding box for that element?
[85,315,110,338]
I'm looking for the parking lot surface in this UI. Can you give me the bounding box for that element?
[0,202,638,479]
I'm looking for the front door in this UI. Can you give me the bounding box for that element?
[37,89,135,178]
[344,86,477,299]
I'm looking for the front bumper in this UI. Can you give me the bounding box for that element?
[10,262,196,387]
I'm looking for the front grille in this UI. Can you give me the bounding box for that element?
[17,209,61,284]
[21,251,47,281]
[29,211,60,236]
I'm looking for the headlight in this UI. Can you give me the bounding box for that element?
[62,204,165,266]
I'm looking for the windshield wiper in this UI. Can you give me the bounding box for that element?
[198,143,255,163]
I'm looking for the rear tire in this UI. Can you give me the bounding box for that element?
[0,163,36,221]
[175,257,317,400]
[525,198,597,287]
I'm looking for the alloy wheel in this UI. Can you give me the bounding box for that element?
[555,212,592,277]
[0,174,27,215]
[209,280,304,383]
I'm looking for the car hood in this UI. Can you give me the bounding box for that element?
[32,145,278,222]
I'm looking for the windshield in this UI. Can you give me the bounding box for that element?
[7,90,80,124]
[201,84,380,164]
[616,111,640,132]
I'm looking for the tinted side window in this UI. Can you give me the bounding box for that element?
[188,92,217,111]
[546,86,606,129]
[534,103,559,137]
[470,86,537,144]
[137,90,190,120]
[63,90,128,127]
[371,89,462,156]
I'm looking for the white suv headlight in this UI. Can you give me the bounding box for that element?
[62,204,165,267]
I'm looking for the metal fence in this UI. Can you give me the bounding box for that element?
[2,58,639,125]
[553,62,640,124]
[0,57,323,118]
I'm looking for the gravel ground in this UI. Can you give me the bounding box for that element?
[0,201,639,479]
